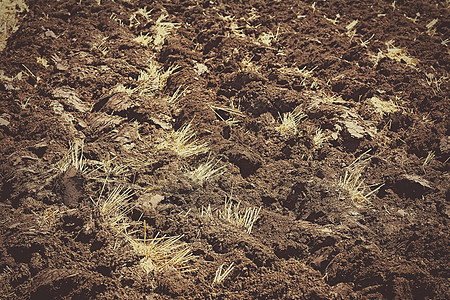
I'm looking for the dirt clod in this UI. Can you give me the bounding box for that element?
[0,0,448,299]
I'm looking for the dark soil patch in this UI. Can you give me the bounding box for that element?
[0,0,449,299]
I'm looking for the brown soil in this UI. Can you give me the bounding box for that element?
[1,0,449,299]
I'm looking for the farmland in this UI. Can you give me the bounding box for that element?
[0,0,448,298]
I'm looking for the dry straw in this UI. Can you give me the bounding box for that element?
[0,0,28,51]
[129,6,152,28]
[128,230,194,273]
[136,60,179,95]
[219,199,261,234]
[338,149,384,205]
[201,194,261,234]
[94,183,194,273]
[58,140,86,173]
[313,127,329,149]
[209,102,244,127]
[276,109,306,136]
[133,33,152,46]
[185,155,225,185]
[213,263,234,285]
[157,121,209,158]
[152,14,180,47]
[95,185,134,234]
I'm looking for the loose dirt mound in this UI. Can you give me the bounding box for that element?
[0,0,449,299]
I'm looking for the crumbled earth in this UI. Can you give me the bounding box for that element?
[0,0,449,299]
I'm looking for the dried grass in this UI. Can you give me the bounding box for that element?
[57,140,86,173]
[0,0,28,51]
[426,18,438,36]
[185,155,225,185]
[137,61,179,95]
[36,57,49,68]
[276,109,306,136]
[128,231,194,273]
[213,263,234,285]
[34,207,60,228]
[368,96,399,117]
[346,19,358,39]
[209,102,244,127]
[258,26,279,46]
[338,150,384,206]
[422,151,435,174]
[385,40,418,66]
[129,6,152,28]
[157,122,209,158]
[168,85,188,105]
[88,152,129,180]
[111,83,136,94]
[200,194,261,234]
[313,128,329,149]
[219,199,261,234]
[94,184,194,274]
[91,36,109,56]
[133,33,152,46]
[279,65,317,87]
[425,73,448,95]
[219,15,245,38]
[239,55,259,73]
[95,185,134,234]
[152,14,180,47]
[370,40,419,67]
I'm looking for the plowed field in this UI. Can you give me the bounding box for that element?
[0,0,449,299]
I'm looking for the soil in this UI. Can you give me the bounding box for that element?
[0,0,449,299]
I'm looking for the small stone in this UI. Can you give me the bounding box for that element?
[45,29,57,38]
[0,117,10,127]
[194,62,208,75]
[397,209,407,217]
[150,194,164,207]
[56,62,69,71]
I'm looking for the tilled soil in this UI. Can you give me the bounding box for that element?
[0,0,449,299]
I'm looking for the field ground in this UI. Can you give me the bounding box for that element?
[0,0,449,299]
